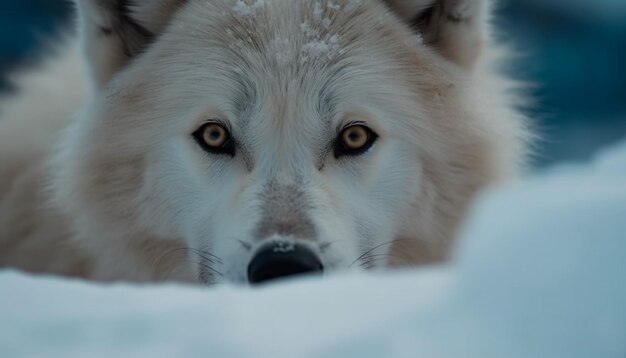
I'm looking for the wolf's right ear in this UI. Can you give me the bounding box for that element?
[75,0,186,89]
[383,0,488,68]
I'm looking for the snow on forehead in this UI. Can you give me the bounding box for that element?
[230,0,363,18]
[231,0,265,18]
[227,0,368,65]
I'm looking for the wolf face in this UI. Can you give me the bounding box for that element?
[53,0,526,284]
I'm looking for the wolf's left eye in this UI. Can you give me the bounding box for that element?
[192,122,235,156]
[334,124,378,158]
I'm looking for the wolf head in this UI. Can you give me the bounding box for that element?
[54,0,526,284]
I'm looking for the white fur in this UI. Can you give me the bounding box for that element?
[0,0,529,284]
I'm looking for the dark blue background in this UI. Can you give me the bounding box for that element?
[1,0,625,167]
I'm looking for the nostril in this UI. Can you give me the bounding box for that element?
[247,243,323,284]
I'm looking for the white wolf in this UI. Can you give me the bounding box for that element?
[0,0,528,284]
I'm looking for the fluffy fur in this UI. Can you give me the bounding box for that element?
[0,0,528,284]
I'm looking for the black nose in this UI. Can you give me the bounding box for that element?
[247,243,323,284]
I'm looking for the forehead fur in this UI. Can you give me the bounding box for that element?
[113,0,450,144]
[171,0,418,71]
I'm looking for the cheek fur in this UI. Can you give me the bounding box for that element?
[333,141,421,245]
[368,143,422,212]
[134,142,202,238]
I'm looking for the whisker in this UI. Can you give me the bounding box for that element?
[189,251,222,266]
[358,253,410,271]
[190,248,224,264]
[363,253,406,260]
[197,262,223,286]
[349,239,411,268]
[349,238,419,269]
[154,246,225,284]
[197,262,224,277]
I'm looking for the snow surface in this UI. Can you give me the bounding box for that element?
[2,139,626,357]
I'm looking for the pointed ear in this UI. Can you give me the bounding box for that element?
[383,0,487,68]
[74,0,186,88]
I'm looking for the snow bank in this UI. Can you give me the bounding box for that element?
[2,140,626,358]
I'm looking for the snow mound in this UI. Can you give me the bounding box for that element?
[2,139,626,357]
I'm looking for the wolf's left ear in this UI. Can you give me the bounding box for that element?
[75,0,185,88]
[383,0,487,68]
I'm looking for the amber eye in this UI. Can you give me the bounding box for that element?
[192,122,235,156]
[335,124,378,158]
[202,123,228,147]
[342,125,369,149]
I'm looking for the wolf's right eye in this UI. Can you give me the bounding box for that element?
[334,124,378,158]
[192,122,235,157]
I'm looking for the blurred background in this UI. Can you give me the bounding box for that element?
[0,0,625,168]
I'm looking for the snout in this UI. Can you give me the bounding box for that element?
[247,243,323,284]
